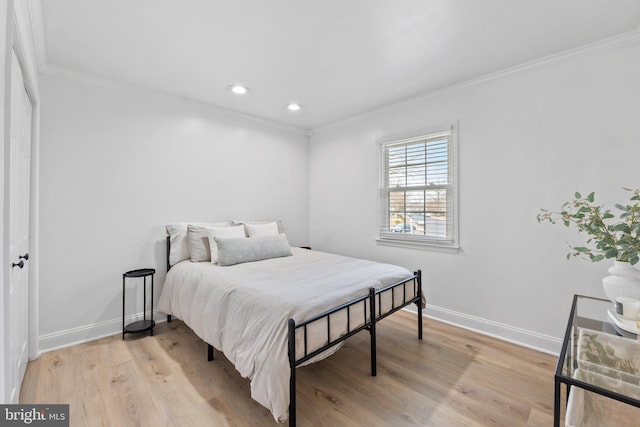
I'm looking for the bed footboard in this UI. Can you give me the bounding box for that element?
[287,270,423,426]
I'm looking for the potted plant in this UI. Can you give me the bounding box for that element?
[537,188,640,302]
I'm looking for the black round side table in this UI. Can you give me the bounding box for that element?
[122,268,156,339]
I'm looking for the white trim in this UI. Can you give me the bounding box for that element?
[375,237,460,253]
[40,305,562,357]
[40,64,310,137]
[39,311,166,353]
[27,95,39,362]
[377,122,455,147]
[311,28,640,135]
[404,304,562,355]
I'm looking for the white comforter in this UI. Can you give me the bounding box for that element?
[157,247,414,422]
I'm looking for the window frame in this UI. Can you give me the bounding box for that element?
[376,123,459,252]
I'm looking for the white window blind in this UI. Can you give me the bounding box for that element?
[378,125,458,250]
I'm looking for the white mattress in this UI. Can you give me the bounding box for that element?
[157,247,416,422]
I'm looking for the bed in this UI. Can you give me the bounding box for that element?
[158,225,423,425]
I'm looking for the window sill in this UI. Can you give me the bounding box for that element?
[375,237,460,253]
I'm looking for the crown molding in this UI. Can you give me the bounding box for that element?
[39,63,310,137]
[26,1,640,138]
[311,28,640,135]
[29,0,308,136]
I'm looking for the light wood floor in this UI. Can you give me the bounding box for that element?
[20,311,561,426]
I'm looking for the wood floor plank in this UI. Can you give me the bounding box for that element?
[20,311,558,426]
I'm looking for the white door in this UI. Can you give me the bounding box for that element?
[7,48,32,403]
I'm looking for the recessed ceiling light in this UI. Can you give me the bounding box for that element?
[287,103,301,112]
[230,85,248,95]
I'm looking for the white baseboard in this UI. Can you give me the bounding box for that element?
[39,306,562,356]
[38,311,166,353]
[405,304,562,356]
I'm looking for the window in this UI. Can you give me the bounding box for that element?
[378,124,458,251]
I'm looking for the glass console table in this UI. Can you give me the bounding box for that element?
[555,294,640,426]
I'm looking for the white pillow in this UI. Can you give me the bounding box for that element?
[245,222,279,237]
[166,224,190,266]
[233,220,285,235]
[186,223,238,262]
[206,225,247,263]
[215,234,292,266]
[166,221,232,266]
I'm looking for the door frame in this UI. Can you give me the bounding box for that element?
[1,0,41,403]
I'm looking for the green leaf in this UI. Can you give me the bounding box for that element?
[612,224,631,233]
[537,188,640,265]
[605,248,619,258]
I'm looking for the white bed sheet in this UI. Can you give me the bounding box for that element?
[157,247,415,422]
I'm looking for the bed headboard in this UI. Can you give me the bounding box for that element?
[166,235,171,271]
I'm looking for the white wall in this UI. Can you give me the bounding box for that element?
[38,73,309,350]
[309,38,640,353]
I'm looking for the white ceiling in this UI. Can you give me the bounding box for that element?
[36,0,640,131]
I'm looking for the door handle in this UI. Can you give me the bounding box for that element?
[11,254,28,269]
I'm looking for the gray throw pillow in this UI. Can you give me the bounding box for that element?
[215,234,293,266]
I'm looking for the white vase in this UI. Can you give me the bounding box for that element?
[602,260,640,303]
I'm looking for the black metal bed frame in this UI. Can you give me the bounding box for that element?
[165,236,423,426]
